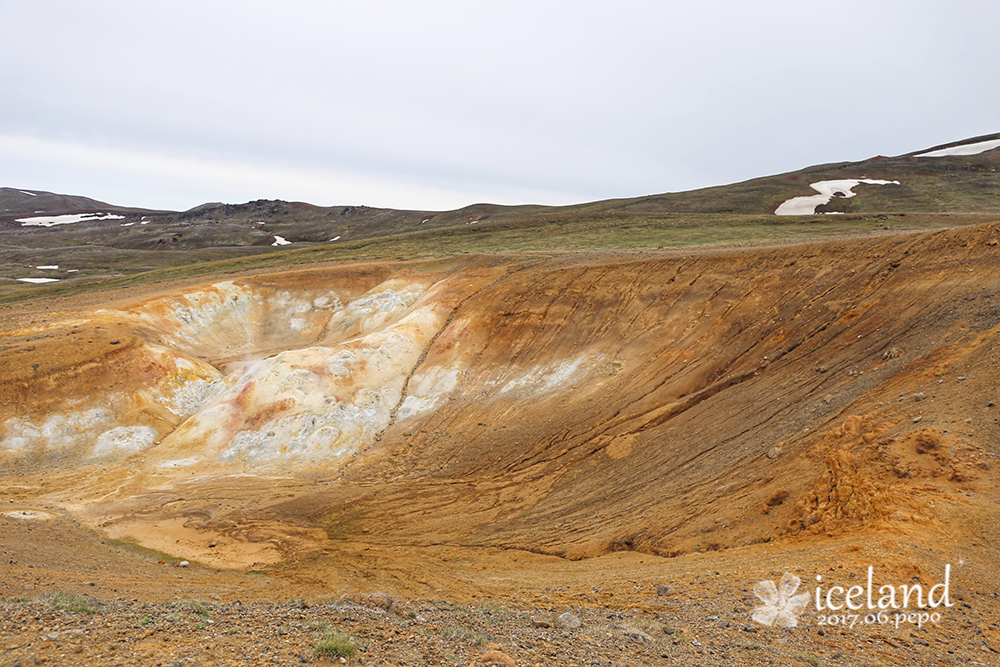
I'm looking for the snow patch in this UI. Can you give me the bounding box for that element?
[36,265,59,270]
[17,278,60,283]
[271,235,292,246]
[775,179,900,215]
[915,139,1000,158]
[16,213,125,227]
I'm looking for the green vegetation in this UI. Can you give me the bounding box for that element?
[183,600,212,617]
[0,208,992,308]
[47,592,100,614]
[314,629,357,658]
[3,141,998,306]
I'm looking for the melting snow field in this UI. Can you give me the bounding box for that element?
[775,179,899,215]
[16,212,125,227]
[915,139,1000,158]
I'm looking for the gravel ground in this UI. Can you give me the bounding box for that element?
[3,585,997,667]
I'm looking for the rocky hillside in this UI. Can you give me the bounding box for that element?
[2,134,999,292]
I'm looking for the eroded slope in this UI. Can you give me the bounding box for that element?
[2,227,1000,581]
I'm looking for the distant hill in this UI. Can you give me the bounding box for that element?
[0,187,164,218]
[1,132,998,293]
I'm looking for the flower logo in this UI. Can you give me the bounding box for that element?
[751,572,810,627]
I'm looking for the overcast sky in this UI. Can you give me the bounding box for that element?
[1,1,998,212]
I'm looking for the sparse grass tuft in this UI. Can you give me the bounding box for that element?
[1,597,30,605]
[627,615,660,632]
[303,620,330,632]
[442,625,487,645]
[183,600,212,617]
[47,592,100,615]
[314,630,357,658]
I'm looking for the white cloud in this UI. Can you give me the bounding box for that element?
[1,2,999,210]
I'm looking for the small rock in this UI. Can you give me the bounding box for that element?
[476,650,516,667]
[178,560,189,568]
[209,541,217,548]
[358,591,393,611]
[744,625,757,633]
[913,416,922,423]
[656,584,672,596]
[209,594,222,601]
[532,619,552,628]
[557,612,582,629]
[914,638,930,646]
[628,630,653,643]
[913,392,926,402]
[958,376,967,382]
[766,446,783,460]
[765,488,789,508]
